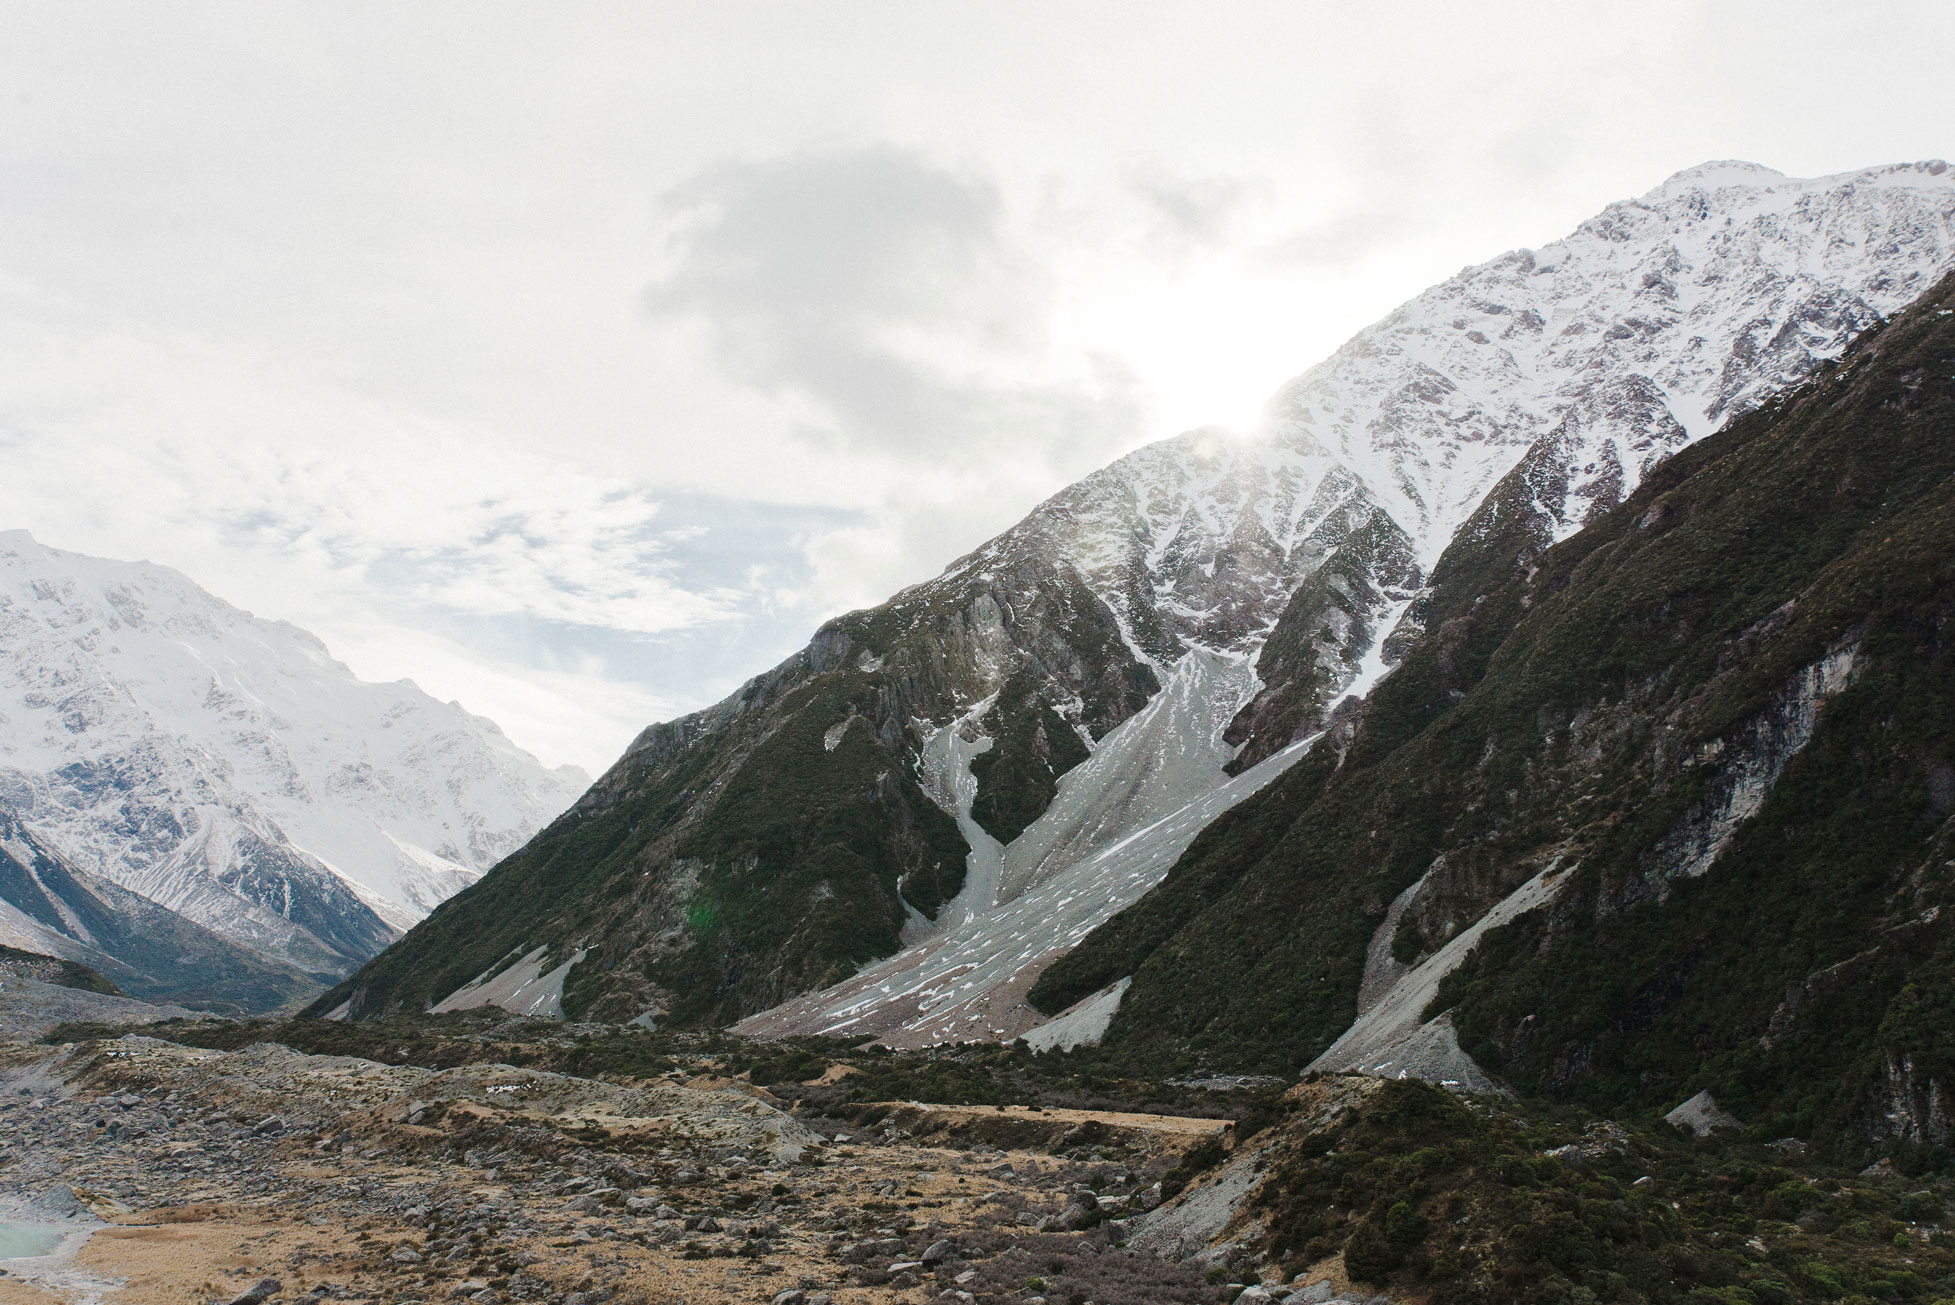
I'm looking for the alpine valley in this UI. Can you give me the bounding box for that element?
[317,155,1955,1106]
[18,158,1955,1305]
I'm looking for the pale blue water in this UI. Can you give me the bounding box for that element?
[0,1220,64,1258]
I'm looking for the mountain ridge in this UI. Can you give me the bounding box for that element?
[0,799,321,1011]
[317,160,1955,1050]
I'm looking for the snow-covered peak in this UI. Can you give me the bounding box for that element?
[1269,159,1955,565]
[897,164,1955,682]
[0,531,588,960]
[1649,159,1790,194]
[1648,157,1948,201]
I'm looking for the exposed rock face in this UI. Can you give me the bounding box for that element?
[0,532,586,975]
[329,161,1955,1042]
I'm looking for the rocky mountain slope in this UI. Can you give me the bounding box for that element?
[320,160,1955,1041]
[0,531,586,977]
[1037,270,1955,1150]
[0,800,320,1010]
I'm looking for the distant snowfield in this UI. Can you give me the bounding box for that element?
[0,530,587,969]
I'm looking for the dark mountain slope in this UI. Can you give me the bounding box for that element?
[0,944,120,995]
[1035,273,1955,1148]
[311,556,1160,1027]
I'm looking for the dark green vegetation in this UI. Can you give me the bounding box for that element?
[314,548,1154,1029]
[0,805,322,1012]
[1037,274,1955,1159]
[969,664,1093,844]
[0,943,120,994]
[1249,1077,1955,1305]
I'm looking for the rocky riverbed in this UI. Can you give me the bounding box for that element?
[0,1035,1344,1305]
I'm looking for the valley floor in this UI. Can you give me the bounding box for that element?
[5,1014,1953,1305]
[0,1029,1261,1305]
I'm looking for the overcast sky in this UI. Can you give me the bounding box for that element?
[2,1,1951,773]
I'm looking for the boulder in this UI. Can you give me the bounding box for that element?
[224,1279,284,1305]
[27,1185,82,1219]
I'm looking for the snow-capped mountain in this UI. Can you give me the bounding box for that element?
[0,531,588,976]
[1272,160,1955,563]
[324,160,1955,1041]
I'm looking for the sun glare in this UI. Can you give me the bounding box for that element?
[1072,263,1333,442]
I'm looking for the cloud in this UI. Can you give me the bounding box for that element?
[643,145,1147,471]
[0,282,877,768]
[1254,209,1411,269]
[1129,169,1265,261]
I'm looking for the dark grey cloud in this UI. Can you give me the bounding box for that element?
[644,145,1144,468]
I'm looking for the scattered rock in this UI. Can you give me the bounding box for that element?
[1056,1200,1096,1231]
[224,1278,283,1305]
